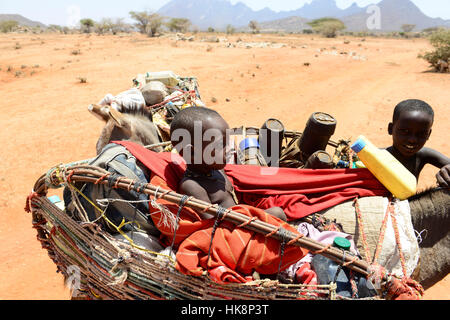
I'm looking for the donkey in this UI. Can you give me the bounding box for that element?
[89,103,449,289]
[89,104,163,155]
[408,187,450,289]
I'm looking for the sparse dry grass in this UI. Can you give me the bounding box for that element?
[0,31,449,300]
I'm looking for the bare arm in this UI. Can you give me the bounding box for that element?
[421,147,450,168]
[420,147,450,187]
[179,179,215,219]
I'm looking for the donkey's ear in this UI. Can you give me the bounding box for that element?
[108,107,126,127]
[88,104,110,122]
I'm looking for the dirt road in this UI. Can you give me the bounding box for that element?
[0,32,448,299]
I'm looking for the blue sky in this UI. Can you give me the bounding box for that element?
[0,0,449,26]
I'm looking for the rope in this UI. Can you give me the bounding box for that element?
[148,89,196,113]
[168,195,191,256]
[349,270,358,299]
[372,200,391,264]
[276,227,290,281]
[238,216,258,228]
[160,195,191,299]
[389,201,408,277]
[67,182,176,264]
[312,243,332,255]
[205,206,227,270]
[43,166,382,293]
[353,197,372,263]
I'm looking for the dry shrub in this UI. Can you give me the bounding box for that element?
[419,29,450,73]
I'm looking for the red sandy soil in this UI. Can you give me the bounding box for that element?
[0,32,448,300]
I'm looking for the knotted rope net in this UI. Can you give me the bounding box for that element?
[25,160,423,300]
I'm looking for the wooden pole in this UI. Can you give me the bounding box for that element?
[45,165,375,278]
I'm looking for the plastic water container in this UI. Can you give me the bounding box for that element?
[351,135,416,200]
[312,237,378,298]
[237,137,267,166]
[145,71,180,87]
[312,237,353,297]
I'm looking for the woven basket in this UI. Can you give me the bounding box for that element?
[26,159,383,300]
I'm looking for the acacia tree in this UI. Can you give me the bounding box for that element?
[401,24,416,33]
[94,18,112,35]
[0,20,19,33]
[80,18,95,33]
[307,17,345,38]
[95,18,130,35]
[248,20,260,34]
[166,18,191,33]
[226,24,235,35]
[129,11,165,37]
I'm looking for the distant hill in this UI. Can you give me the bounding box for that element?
[239,16,311,33]
[157,0,364,30]
[157,0,450,32]
[287,0,364,20]
[342,0,450,32]
[0,14,47,28]
[157,0,288,30]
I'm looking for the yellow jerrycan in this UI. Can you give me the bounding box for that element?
[351,135,417,200]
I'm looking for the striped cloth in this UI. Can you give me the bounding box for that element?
[149,174,308,284]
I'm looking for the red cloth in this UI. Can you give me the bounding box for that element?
[115,141,389,220]
[175,203,308,283]
[113,141,387,284]
[386,277,424,300]
[147,173,308,283]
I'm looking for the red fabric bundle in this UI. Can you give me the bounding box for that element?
[147,173,308,283]
[115,141,389,220]
[386,277,424,300]
[113,141,389,283]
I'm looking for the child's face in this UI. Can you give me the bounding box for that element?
[177,116,230,172]
[200,117,230,170]
[389,110,433,157]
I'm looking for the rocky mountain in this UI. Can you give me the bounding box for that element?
[157,0,284,30]
[289,0,364,20]
[157,0,363,30]
[157,0,450,32]
[0,14,47,28]
[342,0,450,32]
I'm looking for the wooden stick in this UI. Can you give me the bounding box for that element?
[45,165,375,278]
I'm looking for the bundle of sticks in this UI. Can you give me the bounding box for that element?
[36,164,383,284]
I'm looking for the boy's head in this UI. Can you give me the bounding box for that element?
[388,99,434,157]
[170,107,230,172]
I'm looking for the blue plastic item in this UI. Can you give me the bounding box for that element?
[351,138,366,153]
[337,160,349,168]
[48,195,62,204]
[239,137,260,151]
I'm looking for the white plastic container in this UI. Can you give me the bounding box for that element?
[351,135,417,200]
[144,71,180,87]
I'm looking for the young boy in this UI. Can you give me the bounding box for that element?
[170,107,287,221]
[386,99,450,187]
